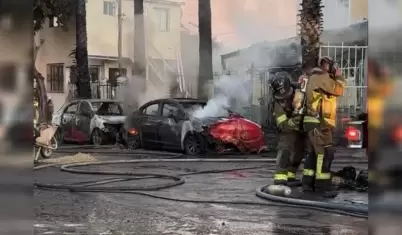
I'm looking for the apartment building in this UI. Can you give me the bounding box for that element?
[35,0,184,110]
[349,0,368,23]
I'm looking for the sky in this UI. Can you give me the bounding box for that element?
[181,0,299,51]
[180,0,368,52]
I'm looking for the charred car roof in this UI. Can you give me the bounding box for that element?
[146,98,207,104]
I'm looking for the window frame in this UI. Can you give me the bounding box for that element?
[161,101,181,118]
[103,1,116,16]
[141,101,161,116]
[46,63,64,93]
[77,101,93,115]
[64,102,79,114]
[155,7,170,32]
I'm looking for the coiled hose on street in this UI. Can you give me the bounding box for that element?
[34,156,368,219]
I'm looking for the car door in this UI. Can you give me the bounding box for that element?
[158,101,185,149]
[139,101,162,147]
[60,102,79,141]
[75,101,93,142]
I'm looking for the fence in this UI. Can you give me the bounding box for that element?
[212,43,367,141]
[319,43,368,133]
[68,81,126,100]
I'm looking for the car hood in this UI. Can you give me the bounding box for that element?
[194,116,227,126]
[97,115,126,124]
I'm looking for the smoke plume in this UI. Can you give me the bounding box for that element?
[192,73,252,119]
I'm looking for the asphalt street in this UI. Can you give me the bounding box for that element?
[34,148,368,235]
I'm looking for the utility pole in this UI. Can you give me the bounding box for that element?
[117,0,123,76]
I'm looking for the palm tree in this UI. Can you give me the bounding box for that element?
[133,0,146,77]
[198,0,213,100]
[299,0,324,72]
[75,0,91,98]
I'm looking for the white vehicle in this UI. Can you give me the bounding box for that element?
[52,99,126,145]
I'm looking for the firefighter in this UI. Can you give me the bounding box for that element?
[269,72,305,186]
[300,56,346,197]
[367,59,393,192]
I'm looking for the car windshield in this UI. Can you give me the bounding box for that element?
[92,102,123,116]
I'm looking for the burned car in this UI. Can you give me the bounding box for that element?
[123,98,266,155]
[52,99,125,145]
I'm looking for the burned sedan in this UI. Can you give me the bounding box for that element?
[52,99,125,145]
[123,98,266,155]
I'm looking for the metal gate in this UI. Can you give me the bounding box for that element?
[319,42,368,130]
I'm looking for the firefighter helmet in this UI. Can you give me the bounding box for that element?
[270,72,293,100]
[318,56,338,75]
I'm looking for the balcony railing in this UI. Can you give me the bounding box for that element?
[68,81,125,100]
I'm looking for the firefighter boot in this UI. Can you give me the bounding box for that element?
[287,151,303,187]
[302,151,316,192]
[274,149,290,185]
[287,171,301,187]
[315,148,338,198]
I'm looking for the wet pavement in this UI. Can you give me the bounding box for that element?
[34,150,368,235]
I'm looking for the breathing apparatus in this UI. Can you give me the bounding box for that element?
[293,56,339,117]
[318,56,338,78]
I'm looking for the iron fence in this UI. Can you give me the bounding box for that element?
[212,43,367,142]
[68,81,126,100]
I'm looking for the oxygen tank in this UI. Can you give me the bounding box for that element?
[293,75,309,115]
[265,185,292,197]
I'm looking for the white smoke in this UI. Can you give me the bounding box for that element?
[120,74,174,114]
[192,74,252,119]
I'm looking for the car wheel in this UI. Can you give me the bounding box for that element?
[127,135,141,150]
[91,128,104,146]
[183,133,205,155]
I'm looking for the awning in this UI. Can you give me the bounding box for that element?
[88,55,133,64]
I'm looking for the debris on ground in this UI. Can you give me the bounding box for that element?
[38,153,98,165]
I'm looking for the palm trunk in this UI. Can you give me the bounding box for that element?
[198,0,213,100]
[133,0,146,77]
[299,0,323,73]
[75,0,91,98]
[34,69,49,124]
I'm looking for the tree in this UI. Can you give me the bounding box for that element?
[299,0,324,72]
[198,0,213,100]
[75,0,91,98]
[133,0,146,78]
[33,0,75,123]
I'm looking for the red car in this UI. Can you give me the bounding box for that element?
[123,98,266,155]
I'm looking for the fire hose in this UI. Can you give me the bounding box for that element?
[34,157,368,218]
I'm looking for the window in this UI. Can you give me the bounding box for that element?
[78,101,92,115]
[70,66,100,83]
[46,63,64,93]
[65,103,78,114]
[155,8,169,32]
[103,1,116,16]
[144,103,159,115]
[92,102,123,116]
[162,103,179,117]
[48,16,62,28]
[89,66,100,82]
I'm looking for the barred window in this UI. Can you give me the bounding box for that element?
[69,65,100,83]
[46,63,64,93]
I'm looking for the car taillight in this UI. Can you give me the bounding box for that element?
[128,128,138,135]
[393,126,402,143]
[345,127,360,141]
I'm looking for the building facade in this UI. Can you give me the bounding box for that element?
[35,0,184,110]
